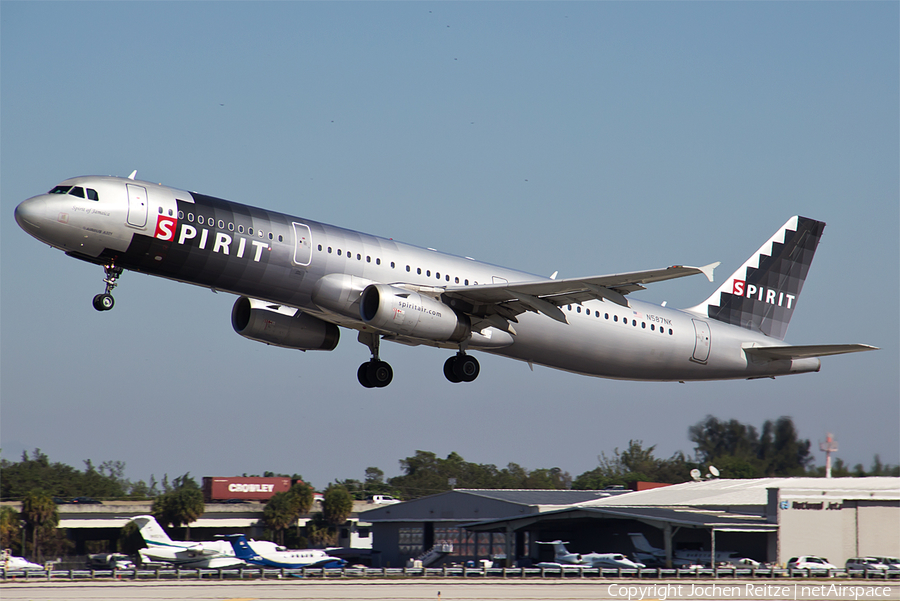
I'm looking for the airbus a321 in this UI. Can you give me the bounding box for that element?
[14,173,876,387]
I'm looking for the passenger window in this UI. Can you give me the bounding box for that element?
[249,228,253,234]
[406,265,410,272]
[367,256,371,263]
[614,315,618,322]
[465,279,469,285]
[669,329,673,335]
[357,253,361,260]
[198,215,204,224]
[426,270,431,277]
[455,277,459,283]
[269,232,274,240]
[318,245,322,251]
[168,209,173,216]
[651,324,655,331]
[436,272,440,279]
[87,188,99,201]
[219,220,225,229]
[258,230,264,238]
[337,249,342,256]
[70,187,85,198]
[417,268,421,275]
[178,211,184,219]
[188,213,195,222]
[228,223,234,231]
[605,313,609,319]
[238,225,244,233]
[642,322,646,329]
[577,306,581,313]
[328,247,332,253]
[158,207,163,214]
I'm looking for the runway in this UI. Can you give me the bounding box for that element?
[2,579,898,600]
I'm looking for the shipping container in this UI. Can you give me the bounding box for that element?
[202,476,291,502]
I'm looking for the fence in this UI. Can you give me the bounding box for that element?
[3,566,899,582]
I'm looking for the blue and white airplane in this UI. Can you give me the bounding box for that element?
[223,534,345,569]
[14,173,875,387]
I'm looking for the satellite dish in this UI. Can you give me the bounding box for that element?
[690,469,702,481]
[708,466,720,477]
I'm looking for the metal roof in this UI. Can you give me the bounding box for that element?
[579,477,900,509]
[453,489,617,505]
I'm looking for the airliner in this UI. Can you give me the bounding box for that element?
[223,534,345,569]
[14,173,875,387]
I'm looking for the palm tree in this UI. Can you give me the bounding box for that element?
[21,490,57,562]
[322,485,354,527]
[152,488,204,540]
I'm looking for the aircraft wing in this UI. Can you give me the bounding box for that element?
[744,344,878,361]
[442,263,719,328]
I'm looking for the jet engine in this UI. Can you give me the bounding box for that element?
[231,296,339,351]
[359,284,470,342]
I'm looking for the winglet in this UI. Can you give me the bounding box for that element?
[697,261,720,283]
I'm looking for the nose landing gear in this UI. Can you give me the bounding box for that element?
[92,262,122,312]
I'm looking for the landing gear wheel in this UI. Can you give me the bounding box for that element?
[358,360,393,388]
[93,293,115,312]
[358,363,375,388]
[454,355,480,382]
[444,356,462,383]
[367,361,393,388]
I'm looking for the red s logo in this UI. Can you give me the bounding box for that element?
[732,279,745,296]
[155,215,177,241]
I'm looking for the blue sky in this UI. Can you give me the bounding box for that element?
[2,2,897,490]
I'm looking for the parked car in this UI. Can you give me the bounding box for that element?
[787,556,837,571]
[368,494,401,505]
[71,496,101,504]
[846,557,890,571]
[871,557,900,570]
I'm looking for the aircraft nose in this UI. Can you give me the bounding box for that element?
[14,196,48,235]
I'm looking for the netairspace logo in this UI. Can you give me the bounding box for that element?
[605,583,898,600]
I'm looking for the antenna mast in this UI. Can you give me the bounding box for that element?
[819,433,839,478]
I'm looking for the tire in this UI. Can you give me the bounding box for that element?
[454,355,480,382]
[93,294,114,311]
[443,357,462,383]
[358,363,375,388]
[367,361,393,388]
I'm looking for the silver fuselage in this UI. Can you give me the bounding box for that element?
[14,175,820,382]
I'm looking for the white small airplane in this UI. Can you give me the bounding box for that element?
[536,540,645,569]
[223,534,345,569]
[130,514,254,569]
[628,532,759,568]
[14,174,876,388]
[2,552,44,571]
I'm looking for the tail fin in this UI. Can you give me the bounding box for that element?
[130,515,173,545]
[628,532,659,554]
[223,534,256,560]
[688,216,825,340]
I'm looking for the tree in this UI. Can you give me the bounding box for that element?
[688,415,813,477]
[151,474,203,540]
[322,485,354,527]
[0,506,22,554]
[572,440,696,489]
[21,490,58,562]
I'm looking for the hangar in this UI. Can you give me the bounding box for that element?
[360,478,900,569]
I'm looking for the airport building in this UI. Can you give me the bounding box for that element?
[360,478,900,568]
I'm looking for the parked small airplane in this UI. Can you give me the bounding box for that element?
[628,532,759,568]
[14,174,876,387]
[130,515,250,569]
[536,540,645,569]
[2,553,44,571]
[223,534,345,569]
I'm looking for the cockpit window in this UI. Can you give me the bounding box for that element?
[48,185,100,200]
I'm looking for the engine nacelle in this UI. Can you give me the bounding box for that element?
[360,284,470,343]
[231,296,339,351]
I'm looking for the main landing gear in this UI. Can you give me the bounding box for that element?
[92,262,122,312]
[443,351,480,383]
[356,333,481,387]
[357,332,393,388]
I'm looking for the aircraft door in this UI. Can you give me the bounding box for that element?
[691,319,711,363]
[292,222,312,266]
[126,184,148,228]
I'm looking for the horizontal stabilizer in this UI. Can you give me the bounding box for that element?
[744,344,878,361]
